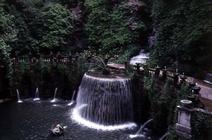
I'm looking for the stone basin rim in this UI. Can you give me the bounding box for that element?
[180,100,192,104]
[84,73,131,81]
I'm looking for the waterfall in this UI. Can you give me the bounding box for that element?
[72,73,136,130]
[130,50,149,65]
[16,89,23,103]
[33,87,40,101]
[67,90,76,106]
[148,35,156,48]
[51,87,58,103]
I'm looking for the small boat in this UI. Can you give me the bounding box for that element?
[50,124,64,136]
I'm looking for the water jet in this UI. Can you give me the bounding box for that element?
[51,88,58,103]
[67,90,76,106]
[33,87,40,101]
[129,119,153,139]
[16,89,23,103]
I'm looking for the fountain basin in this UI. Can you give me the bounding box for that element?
[17,100,23,103]
[0,100,138,140]
[33,98,40,101]
[72,73,136,130]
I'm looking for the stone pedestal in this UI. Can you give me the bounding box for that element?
[176,100,193,139]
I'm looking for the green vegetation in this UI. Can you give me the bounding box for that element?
[150,0,212,76]
[191,111,212,140]
[142,72,212,139]
[0,1,211,139]
[37,3,73,50]
[1,0,211,74]
[84,0,147,58]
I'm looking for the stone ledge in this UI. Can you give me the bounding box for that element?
[0,98,11,104]
[176,123,192,139]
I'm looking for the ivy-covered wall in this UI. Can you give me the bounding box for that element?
[10,57,88,99]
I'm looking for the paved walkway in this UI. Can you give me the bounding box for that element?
[200,98,212,112]
[186,77,212,101]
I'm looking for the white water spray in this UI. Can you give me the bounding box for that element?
[72,104,136,131]
[67,90,76,106]
[33,87,40,101]
[16,89,23,103]
[130,50,149,65]
[51,87,58,103]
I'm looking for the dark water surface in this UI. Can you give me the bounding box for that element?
[0,100,139,140]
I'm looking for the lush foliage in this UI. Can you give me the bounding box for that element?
[37,3,73,50]
[0,40,12,97]
[144,75,189,135]
[191,111,212,140]
[143,72,212,140]
[84,0,147,58]
[1,0,211,74]
[0,8,17,42]
[0,0,80,56]
[150,0,212,76]
[0,1,211,139]
[0,0,81,96]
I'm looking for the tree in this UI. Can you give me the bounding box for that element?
[150,0,212,76]
[84,0,147,60]
[0,7,17,43]
[0,39,12,97]
[39,3,73,51]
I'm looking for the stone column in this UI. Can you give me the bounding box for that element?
[154,66,160,79]
[191,86,202,108]
[179,73,187,86]
[143,64,149,76]
[173,71,179,87]
[132,64,145,123]
[161,66,167,81]
[176,100,193,139]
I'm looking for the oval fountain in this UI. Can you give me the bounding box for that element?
[72,71,137,131]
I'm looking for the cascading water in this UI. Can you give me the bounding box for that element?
[130,50,149,65]
[72,73,136,130]
[51,87,58,103]
[33,88,40,101]
[148,35,156,48]
[67,90,76,106]
[16,89,23,103]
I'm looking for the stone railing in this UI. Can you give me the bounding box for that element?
[130,64,212,139]
[131,63,212,102]
[10,55,78,65]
